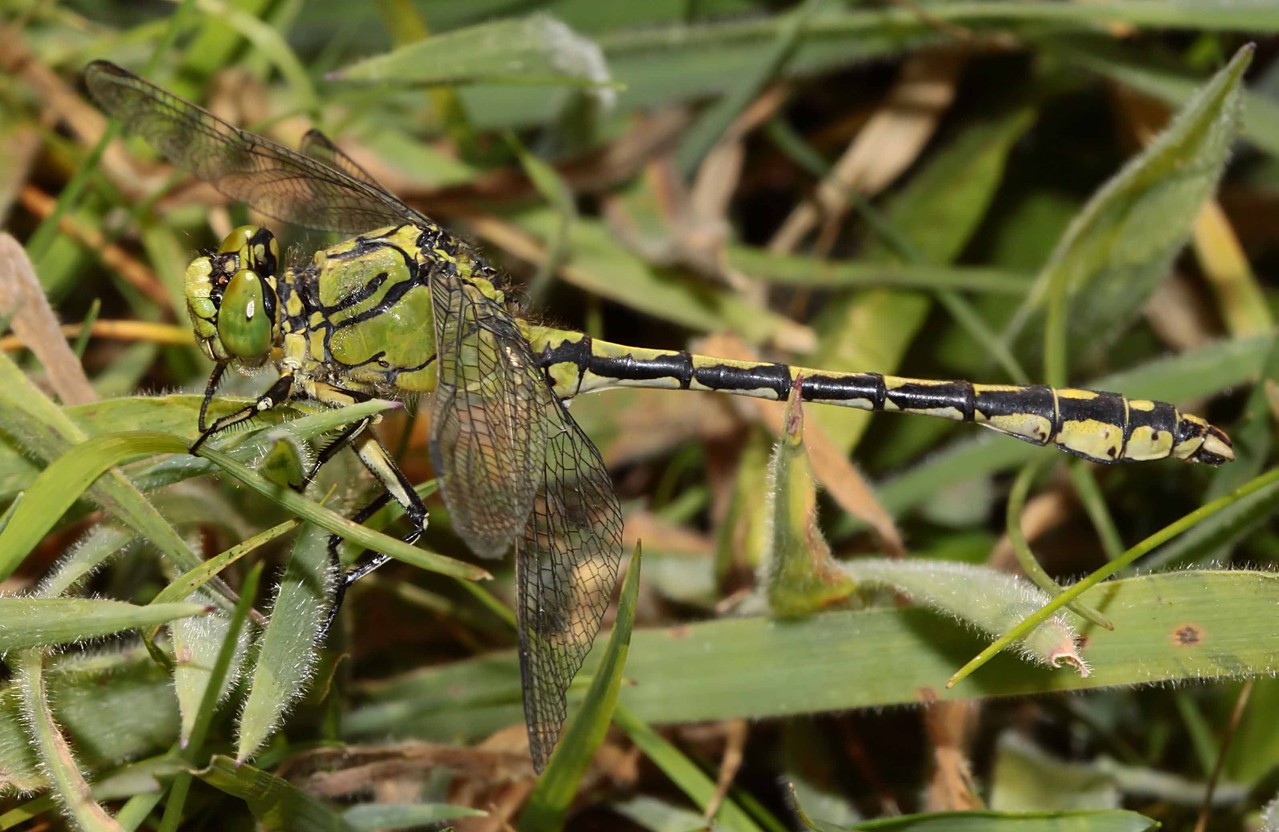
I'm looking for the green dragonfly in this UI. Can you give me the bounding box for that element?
[85,61,1234,771]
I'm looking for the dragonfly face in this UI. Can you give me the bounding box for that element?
[185,224,281,364]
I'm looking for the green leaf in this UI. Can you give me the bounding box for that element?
[172,608,251,747]
[1010,44,1252,377]
[0,431,187,580]
[846,560,1083,672]
[800,809,1157,831]
[13,650,122,832]
[0,647,179,793]
[763,386,856,617]
[507,208,808,347]
[1062,40,1279,159]
[197,755,358,832]
[727,247,1030,295]
[334,14,612,91]
[0,598,208,652]
[0,358,207,590]
[348,571,1279,734]
[521,544,641,830]
[237,524,331,762]
[989,735,1118,811]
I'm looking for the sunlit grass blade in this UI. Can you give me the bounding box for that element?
[0,431,186,580]
[0,359,207,583]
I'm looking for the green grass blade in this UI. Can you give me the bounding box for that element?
[0,599,208,652]
[950,466,1279,686]
[333,13,611,91]
[727,247,1031,294]
[1015,44,1252,380]
[613,703,765,832]
[236,524,331,762]
[0,359,207,584]
[194,443,486,581]
[196,755,358,831]
[152,518,299,607]
[507,208,807,347]
[674,0,824,177]
[801,809,1158,831]
[14,650,123,832]
[0,431,186,580]
[348,570,1279,734]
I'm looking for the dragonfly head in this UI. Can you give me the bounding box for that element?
[185,225,281,365]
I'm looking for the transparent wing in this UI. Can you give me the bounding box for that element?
[298,128,388,190]
[429,268,547,558]
[85,60,425,235]
[517,394,624,772]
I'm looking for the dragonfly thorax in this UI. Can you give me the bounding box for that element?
[185,225,282,364]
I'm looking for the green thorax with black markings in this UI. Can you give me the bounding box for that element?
[185,222,513,397]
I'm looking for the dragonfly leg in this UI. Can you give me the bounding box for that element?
[298,415,373,492]
[320,435,429,636]
[191,367,294,453]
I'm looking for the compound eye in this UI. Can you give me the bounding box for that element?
[219,225,256,255]
[219,225,279,277]
[217,269,272,360]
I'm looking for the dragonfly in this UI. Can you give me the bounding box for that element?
[84,60,1234,771]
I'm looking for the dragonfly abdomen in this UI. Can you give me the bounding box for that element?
[527,327,1232,466]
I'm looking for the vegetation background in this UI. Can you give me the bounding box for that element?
[1,1,1278,830]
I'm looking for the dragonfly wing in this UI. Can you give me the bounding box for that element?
[517,394,624,772]
[85,61,426,235]
[299,128,389,190]
[429,267,547,557]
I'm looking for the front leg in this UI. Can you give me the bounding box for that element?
[191,364,295,453]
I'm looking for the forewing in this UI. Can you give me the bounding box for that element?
[429,267,546,558]
[85,61,424,235]
[517,395,624,771]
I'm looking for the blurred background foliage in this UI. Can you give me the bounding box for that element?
[2,1,1279,830]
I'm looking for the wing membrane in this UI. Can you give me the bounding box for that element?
[85,60,423,235]
[429,268,547,557]
[517,394,625,771]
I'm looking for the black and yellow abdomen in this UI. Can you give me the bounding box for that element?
[524,327,1233,466]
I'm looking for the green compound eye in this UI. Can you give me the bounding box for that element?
[217,269,273,360]
[219,225,279,276]
[219,225,257,255]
